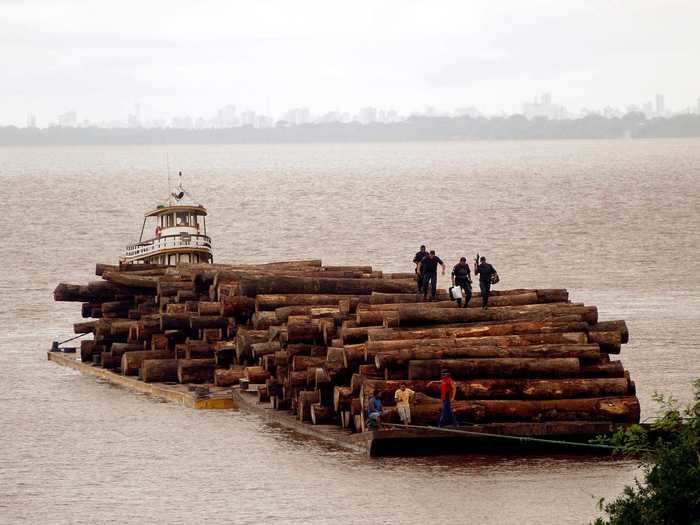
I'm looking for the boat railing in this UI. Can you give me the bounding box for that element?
[125,233,212,258]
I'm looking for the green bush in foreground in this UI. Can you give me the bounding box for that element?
[592,379,700,525]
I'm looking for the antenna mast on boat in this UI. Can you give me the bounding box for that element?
[166,153,172,205]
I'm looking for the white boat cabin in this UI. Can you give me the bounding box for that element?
[121,173,213,265]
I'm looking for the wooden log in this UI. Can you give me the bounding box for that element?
[103,271,159,290]
[341,344,368,368]
[286,322,318,344]
[311,403,334,424]
[286,370,308,389]
[74,320,97,334]
[579,361,625,378]
[141,359,178,382]
[197,301,222,316]
[366,333,589,361]
[121,350,172,375]
[291,355,327,371]
[333,386,353,411]
[340,326,378,344]
[251,341,282,358]
[177,358,216,383]
[392,303,597,327]
[366,319,590,342]
[100,351,121,369]
[360,377,633,404]
[592,320,629,344]
[160,313,191,331]
[235,329,269,362]
[407,358,581,380]
[314,368,331,390]
[375,344,600,369]
[297,390,321,422]
[244,366,270,384]
[256,294,362,310]
[251,311,282,330]
[80,340,97,362]
[220,296,256,320]
[190,315,228,330]
[257,386,270,403]
[380,396,640,424]
[238,275,417,297]
[110,342,147,357]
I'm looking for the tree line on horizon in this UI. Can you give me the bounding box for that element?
[1,112,700,144]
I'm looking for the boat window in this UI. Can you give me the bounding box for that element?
[162,214,174,228]
[176,212,190,226]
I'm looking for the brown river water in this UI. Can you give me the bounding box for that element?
[1,140,699,524]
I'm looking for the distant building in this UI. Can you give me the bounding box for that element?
[171,115,194,129]
[58,110,78,127]
[522,93,567,120]
[454,106,481,118]
[655,94,665,116]
[214,105,237,127]
[281,107,311,126]
[642,102,654,117]
[357,107,377,124]
[26,114,37,128]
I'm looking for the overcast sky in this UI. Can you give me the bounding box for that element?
[1,0,699,125]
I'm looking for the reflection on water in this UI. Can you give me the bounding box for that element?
[1,139,698,524]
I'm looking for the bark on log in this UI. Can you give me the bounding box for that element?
[375,344,600,369]
[220,296,256,320]
[366,333,588,358]
[311,403,334,424]
[244,366,271,384]
[141,359,178,382]
[121,350,172,375]
[392,303,597,327]
[177,359,216,383]
[80,340,97,362]
[366,319,590,342]
[255,294,365,310]
[379,396,640,424]
[190,315,229,330]
[103,271,158,289]
[334,386,353,411]
[235,329,269,361]
[251,341,282,358]
[110,342,147,357]
[238,275,416,297]
[100,351,121,369]
[252,311,282,330]
[291,355,327,371]
[407,357,581,380]
[297,391,321,422]
[360,377,633,404]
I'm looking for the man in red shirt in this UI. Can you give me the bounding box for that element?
[438,370,458,427]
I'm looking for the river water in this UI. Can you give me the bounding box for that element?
[1,139,699,524]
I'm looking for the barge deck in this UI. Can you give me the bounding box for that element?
[47,351,234,409]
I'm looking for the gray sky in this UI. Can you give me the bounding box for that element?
[1,0,699,125]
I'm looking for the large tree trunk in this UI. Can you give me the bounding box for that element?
[359,377,633,404]
[291,355,327,371]
[238,275,417,296]
[311,403,334,424]
[177,359,216,383]
[407,357,581,380]
[366,319,590,342]
[365,333,589,361]
[141,359,179,382]
[297,391,321,422]
[121,350,172,375]
[375,344,600,369]
[256,294,369,311]
[391,303,598,327]
[380,396,640,424]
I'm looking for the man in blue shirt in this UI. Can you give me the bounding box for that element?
[367,390,382,430]
[418,250,446,301]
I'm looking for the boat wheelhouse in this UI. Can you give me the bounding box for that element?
[121,172,213,265]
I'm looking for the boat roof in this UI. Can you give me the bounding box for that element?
[145,204,207,217]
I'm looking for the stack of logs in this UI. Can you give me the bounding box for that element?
[54,259,640,437]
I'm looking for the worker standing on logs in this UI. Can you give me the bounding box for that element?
[438,370,458,427]
[412,245,428,292]
[474,255,498,309]
[367,389,383,430]
[394,383,415,425]
[451,257,473,308]
[419,250,446,301]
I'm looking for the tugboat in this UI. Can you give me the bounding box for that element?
[121,172,213,265]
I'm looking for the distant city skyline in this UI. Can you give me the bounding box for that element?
[12,92,700,130]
